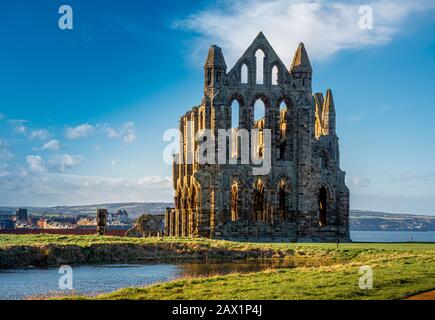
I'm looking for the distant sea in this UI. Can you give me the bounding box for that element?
[351,231,435,243]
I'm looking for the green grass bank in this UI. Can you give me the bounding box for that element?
[1,235,434,300]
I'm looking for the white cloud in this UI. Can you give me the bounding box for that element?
[0,163,9,178]
[111,159,117,166]
[27,154,83,173]
[42,140,61,151]
[26,155,46,173]
[105,121,137,145]
[123,122,137,144]
[30,129,51,140]
[49,154,84,172]
[0,140,13,159]
[65,124,95,139]
[0,112,5,121]
[348,175,371,188]
[0,171,173,206]
[175,0,435,66]
[106,127,122,139]
[9,119,28,134]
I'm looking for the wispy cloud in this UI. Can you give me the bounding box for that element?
[348,175,371,188]
[26,155,45,173]
[30,129,51,140]
[394,172,435,183]
[49,154,84,172]
[104,121,137,145]
[175,0,435,66]
[42,140,61,151]
[27,154,83,173]
[65,123,95,139]
[0,171,173,206]
[0,140,13,159]
[9,119,28,134]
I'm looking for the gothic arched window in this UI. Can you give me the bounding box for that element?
[231,182,239,221]
[271,65,279,85]
[253,180,265,221]
[255,49,265,85]
[241,64,248,84]
[319,186,328,226]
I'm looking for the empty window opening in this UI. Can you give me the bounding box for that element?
[231,182,239,221]
[254,100,265,159]
[253,180,265,221]
[254,100,265,123]
[231,100,240,129]
[241,64,248,84]
[279,101,287,136]
[272,65,279,85]
[255,49,265,84]
[319,187,327,227]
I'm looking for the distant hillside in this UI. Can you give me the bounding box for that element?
[0,202,173,219]
[350,210,435,231]
[1,204,434,231]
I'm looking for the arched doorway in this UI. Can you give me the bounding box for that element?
[253,179,265,221]
[319,187,328,226]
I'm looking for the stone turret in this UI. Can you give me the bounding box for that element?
[204,45,227,89]
[322,89,336,136]
[290,43,312,90]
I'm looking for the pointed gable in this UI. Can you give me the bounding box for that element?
[322,89,335,115]
[205,45,227,68]
[226,32,290,85]
[290,43,312,74]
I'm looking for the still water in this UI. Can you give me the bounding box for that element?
[1,231,434,300]
[350,231,435,243]
[0,262,277,300]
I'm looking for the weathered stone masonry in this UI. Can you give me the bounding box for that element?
[165,32,350,242]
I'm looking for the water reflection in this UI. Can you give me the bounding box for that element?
[0,260,285,300]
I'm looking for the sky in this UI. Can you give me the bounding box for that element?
[0,0,434,214]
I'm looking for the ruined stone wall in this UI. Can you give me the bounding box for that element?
[169,32,350,242]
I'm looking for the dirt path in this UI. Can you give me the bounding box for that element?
[406,290,435,300]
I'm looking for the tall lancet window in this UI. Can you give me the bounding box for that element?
[255,49,265,85]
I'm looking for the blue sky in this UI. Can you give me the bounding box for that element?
[0,0,434,214]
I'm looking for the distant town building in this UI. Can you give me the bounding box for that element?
[109,209,130,224]
[77,217,97,227]
[37,217,47,229]
[16,208,28,221]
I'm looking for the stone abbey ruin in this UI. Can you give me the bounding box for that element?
[165,32,350,242]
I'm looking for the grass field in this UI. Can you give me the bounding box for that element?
[1,235,434,300]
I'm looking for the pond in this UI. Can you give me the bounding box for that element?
[0,261,281,300]
[350,231,435,243]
